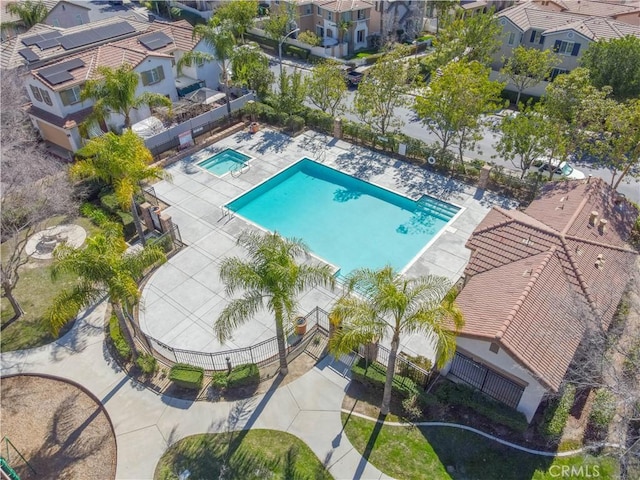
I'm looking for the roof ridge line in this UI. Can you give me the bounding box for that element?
[495,246,557,341]
[560,194,590,236]
[560,237,598,313]
[564,235,638,254]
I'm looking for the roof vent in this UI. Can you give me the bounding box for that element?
[595,254,605,270]
[522,235,534,246]
[598,219,608,235]
[522,268,532,277]
[589,211,599,227]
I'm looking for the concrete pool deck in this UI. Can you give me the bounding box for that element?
[140,128,517,358]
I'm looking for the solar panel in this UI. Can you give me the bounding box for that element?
[36,38,60,50]
[138,31,172,51]
[22,34,43,46]
[40,31,62,40]
[59,22,135,50]
[18,48,39,62]
[43,71,74,85]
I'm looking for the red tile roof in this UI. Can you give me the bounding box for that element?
[456,178,638,391]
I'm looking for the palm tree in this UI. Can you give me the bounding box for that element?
[2,0,48,31]
[337,18,352,53]
[47,220,166,345]
[178,18,236,117]
[80,64,172,130]
[216,231,335,376]
[329,266,464,415]
[72,130,169,246]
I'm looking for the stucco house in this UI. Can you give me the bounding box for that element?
[493,0,640,98]
[442,178,639,422]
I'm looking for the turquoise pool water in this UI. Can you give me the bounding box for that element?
[198,148,250,176]
[226,159,460,276]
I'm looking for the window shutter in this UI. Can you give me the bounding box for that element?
[571,43,580,56]
[141,71,151,86]
[530,31,536,42]
[553,40,561,52]
[157,66,165,81]
[539,34,544,44]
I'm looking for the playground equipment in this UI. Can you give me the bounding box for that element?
[1,437,36,480]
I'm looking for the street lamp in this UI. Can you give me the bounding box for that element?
[278,28,300,78]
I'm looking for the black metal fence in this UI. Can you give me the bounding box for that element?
[359,343,435,389]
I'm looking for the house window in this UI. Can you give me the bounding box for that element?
[317,6,321,15]
[549,68,569,81]
[357,29,365,42]
[140,66,165,86]
[305,5,311,15]
[328,11,332,21]
[489,342,500,354]
[40,88,52,106]
[60,85,82,106]
[555,40,579,56]
[30,85,42,102]
[327,29,333,38]
[357,9,365,20]
[342,11,351,21]
[507,31,516,46]
[529,30,543,44]
[75,14,83,25]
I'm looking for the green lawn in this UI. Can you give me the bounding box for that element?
[342,414,618,480]
[1,217,100,352]
[154,430,333,480]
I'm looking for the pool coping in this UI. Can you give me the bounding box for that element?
[197,147,255,179]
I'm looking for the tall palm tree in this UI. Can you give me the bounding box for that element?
[216,231,335,375]
[2,0,48,31]
[329,266,464,415]
[177,18,236,117]
[72,130,169,246]
[47,220,166,344]
[80,64,172,130]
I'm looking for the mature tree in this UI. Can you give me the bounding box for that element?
[336,17,352,48]
[304,59,348,117]
[354,45,418,135]
[494,106,550,178]
[329,266,463,415]
[276,67,307,116]
[80,64,171,131]
[263,7,298,77]
[500,45,560,107]
[47,220,166,345]
[216,231,335,376]
[581,35,640,102]
[178,18,236,116]
[297,30,321,47]
[231,43,274,100]
[1,0,48,30]
[430,7,501,69]
[414,60,504,166]
[142,1,181,20]
[72,130,168,245]
[1,71,75,321]
[214,0,258,43]
[430,0,459,34]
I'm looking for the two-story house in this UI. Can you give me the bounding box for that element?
[493,0,640,98]
[375,0,427,43]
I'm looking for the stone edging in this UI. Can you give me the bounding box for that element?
[340,408,622,457]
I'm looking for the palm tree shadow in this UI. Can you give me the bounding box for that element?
[352,412,386,480]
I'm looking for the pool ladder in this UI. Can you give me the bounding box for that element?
[221,206,235,220]
[230,162,250,178]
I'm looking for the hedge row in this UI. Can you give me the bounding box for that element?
[109,314,132,361]
[589,388,616,428]
[212,363,260,390]
[434,381,529,433]
[539,384,576,439]
[169,363,204,390]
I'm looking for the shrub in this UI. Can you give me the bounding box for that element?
[285,44,310,60]
[80,202,111,227]
[286,115,305,133]
[109,314,132,361]
[305,109,334,132]
[136,352,158,375]
[148,234,174,254]
[297,30,321,47]
[364,53,383,65]
[539,384,576,439]
[589,389,616,428]
[117,211,136,239]
[227,363,260,388]
[624,339,640,378]
[169,363,204,390]
[402,394,423,420]
[435,382,529,432]
[100,192,120,214]
[274,111,290,126]
[351,357,419,398]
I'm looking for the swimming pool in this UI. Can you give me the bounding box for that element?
[198,148,251,176]
[226,159,461,277]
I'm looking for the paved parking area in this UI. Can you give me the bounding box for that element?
[139,128,516,358]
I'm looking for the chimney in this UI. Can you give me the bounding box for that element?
[595,254,605,270]
[589,211,599,227]
[598,219,608,235]
[587,174,592,183]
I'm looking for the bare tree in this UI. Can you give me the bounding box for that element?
[1,70,76,321]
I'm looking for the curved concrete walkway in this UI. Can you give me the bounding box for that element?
[0,303,390,480]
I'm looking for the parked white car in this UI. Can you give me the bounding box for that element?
[537,159,586,180]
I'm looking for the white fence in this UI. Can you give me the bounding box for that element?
[248,27,348,60]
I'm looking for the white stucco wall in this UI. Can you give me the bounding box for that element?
[443,336,549,422]
[193,40,223,90]
[45,2,90,28]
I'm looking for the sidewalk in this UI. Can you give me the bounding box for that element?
[0,302,390,480]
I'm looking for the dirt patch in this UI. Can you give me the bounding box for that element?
[0,375,116,480]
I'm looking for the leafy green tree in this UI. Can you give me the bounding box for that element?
[1,0,48,30]
[500,45,560,107]
[178,18,236,116]
[297,30,321,47]
[494,106,550,178]
[337,17,352,48]
[216,231,335,376]
[581,35,640,102]
[354,45,418,135]
[276,68,307,116]
[214,0,258,43]
[414,60,504,166]
[430,7,501,69]
[304,59,347,117]
[47,220,166,344]
[72,130,169,245]
[329,266,463,415]
[80,64,172,130]
[431,0,459,34]
[231,43,274,100]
